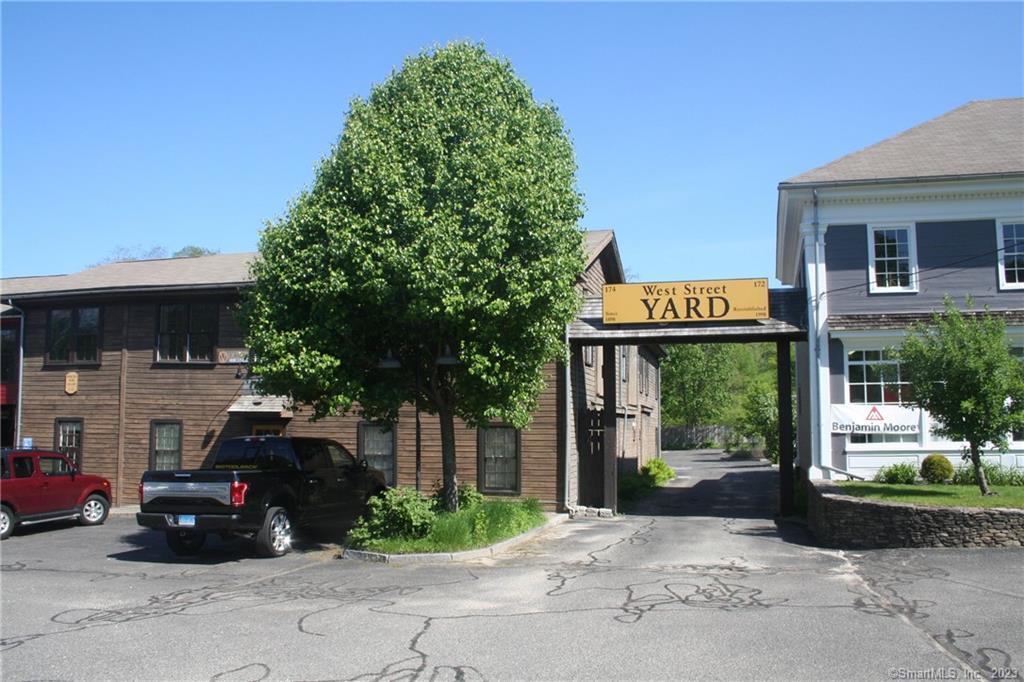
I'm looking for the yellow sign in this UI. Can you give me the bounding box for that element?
[603,278,770,324]
[64,371,79,395]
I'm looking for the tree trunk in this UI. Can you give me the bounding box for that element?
[969,443,993,496]
[438,400,459,512]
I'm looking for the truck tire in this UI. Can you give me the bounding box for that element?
[256,506,292,557]
[166,530,206,555]
[1,505,15,540]
[79,494,109,526]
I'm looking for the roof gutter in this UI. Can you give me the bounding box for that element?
[2,281,253,302]
[778,170,1024,191]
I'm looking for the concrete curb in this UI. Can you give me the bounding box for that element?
[110,505,141,516]
[340,512,569,564]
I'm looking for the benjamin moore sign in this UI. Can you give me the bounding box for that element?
[603,278,770,324]
[830,404,920,435]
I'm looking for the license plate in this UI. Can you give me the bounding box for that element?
[177,514,196,527]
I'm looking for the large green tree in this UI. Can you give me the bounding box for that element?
[898,298,1024,495]
[660,344,733,427]
[243,43,584,510]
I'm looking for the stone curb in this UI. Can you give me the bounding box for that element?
[339,512,569,564]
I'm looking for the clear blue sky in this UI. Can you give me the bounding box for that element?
[3,2,1022,285]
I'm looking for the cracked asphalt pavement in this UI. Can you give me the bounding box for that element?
[1,450,1021,681]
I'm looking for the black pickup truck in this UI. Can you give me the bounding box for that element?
[137,436,386,557]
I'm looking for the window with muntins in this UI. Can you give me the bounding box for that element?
[998,221,1024,289]
[157,303,218,362]
[54,419,84,469]
[359,423,396,486]
[0,327,16,382]
[847,350,916,443]
[478,426,519,493]
[151,422,182,470]
[868,226,916,292]
[47,307,100,364]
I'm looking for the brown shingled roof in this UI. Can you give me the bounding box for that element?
[782,98,1024,186]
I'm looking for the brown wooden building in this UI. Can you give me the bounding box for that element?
[0,230,660,511]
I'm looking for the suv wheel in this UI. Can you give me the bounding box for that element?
[166,530,206,555]
[0,505,14,540]
[256,506,292,557]
[79,495,109,526]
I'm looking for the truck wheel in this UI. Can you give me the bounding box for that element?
[256,506,292,557]
[79,495,109,526]
[166,530,206,555]
[1,505,15,540]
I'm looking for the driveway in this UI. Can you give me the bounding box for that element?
[1,450,1021,681]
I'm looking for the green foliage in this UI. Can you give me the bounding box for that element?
[351,498,545,553]
[951,463,1024,487]
[738,378,782,463]
[241,42,585,511]
[660,345,733,426]
[347,487,436,547]
[873,462,918,485]
[643,458,675,486]
[618,458,675,502]
[919,454,954,484]
[431,482,484,511]
[898,297,1024,493]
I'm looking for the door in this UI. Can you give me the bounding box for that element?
[8,454,45,515]
[293,439,343,522]
[37,455,79,511]
[326,441,365,518]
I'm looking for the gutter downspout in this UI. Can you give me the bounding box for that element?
[4,300,25,448]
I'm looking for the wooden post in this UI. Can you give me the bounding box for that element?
[602,342,618,512]
[777,341,795,516]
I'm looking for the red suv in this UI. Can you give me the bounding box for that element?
[1,449,112,540]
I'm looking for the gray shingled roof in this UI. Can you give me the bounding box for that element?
[2,230,611,300]
[782,98,1024,186]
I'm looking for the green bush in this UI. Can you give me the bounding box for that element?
[430,482,485,511]
[951,462,1024,486]
[873,462,918,484]
[643,458,675,486]
[347,487,436,548]
[919,454,954,483]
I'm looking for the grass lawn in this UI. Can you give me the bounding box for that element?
[354,499,547,554]
[837,482,1024,509]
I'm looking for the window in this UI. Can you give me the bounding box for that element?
[54,419,83,469]
[1,327,17,382]
[157,303,218,362]
[868,225,917,293]
[847,350,916,444]
[294,439,332,470]
[478,426,519,494]
[326,442,357,470]
[12,456,33,478]
[583,345,595,367]
[359,423,395,486]
[150,421,182,470]
[47,307,100,364]
[620,348,629,384]
[997,220,1024,290]
[252,424,285,436]
[39,456,72,476]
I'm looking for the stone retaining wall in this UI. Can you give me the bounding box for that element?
[807,480,1024,548]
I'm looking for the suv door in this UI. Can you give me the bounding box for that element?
[325,441,366,520]
[7,454,44,515]
[293,439,343,522]
[37,454,80,511]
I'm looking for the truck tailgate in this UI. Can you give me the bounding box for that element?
[140,471,234,513]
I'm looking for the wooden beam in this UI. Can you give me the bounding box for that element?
[602,342,618,512]
[777,341,795,516]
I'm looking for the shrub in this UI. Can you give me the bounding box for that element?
[951,462,1024,486]
[430,482,485,511]
[643,458,675,486]
[919,454,954,483]
[873,462,918,484]
[347,487,436,547]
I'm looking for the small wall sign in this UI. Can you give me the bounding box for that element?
[64,371,79,395]
[217,348,249,364]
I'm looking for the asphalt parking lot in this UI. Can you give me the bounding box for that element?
[1,450,1021,681]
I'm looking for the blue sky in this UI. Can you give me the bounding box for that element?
[2,2,1022,284]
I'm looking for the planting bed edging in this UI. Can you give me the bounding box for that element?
[808,480,1024,549]
[340,512,568,563]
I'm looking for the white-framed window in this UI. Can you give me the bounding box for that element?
[359,423,396,486]
[867,224,918,293]
[996,219,1024,290]
[846,348,917,444]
